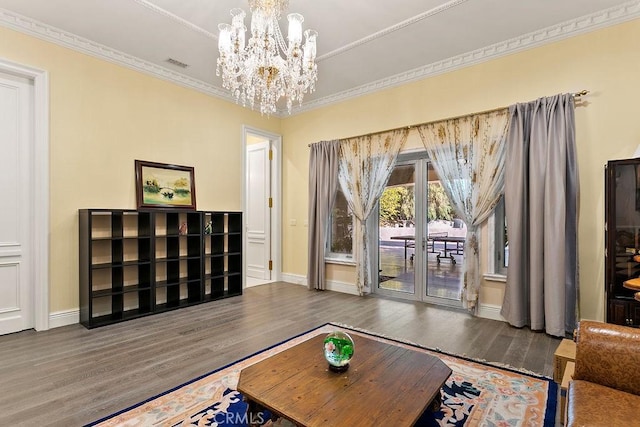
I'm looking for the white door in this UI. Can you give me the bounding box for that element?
[245,141,272,280]
[0,72,34,334]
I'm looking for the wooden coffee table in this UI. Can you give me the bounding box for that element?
[237,333,452,426]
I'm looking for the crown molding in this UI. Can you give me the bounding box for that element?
[291,0,640,115]
[0,7,236,104]
[0,2,639,118]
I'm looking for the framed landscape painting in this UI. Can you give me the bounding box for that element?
[135,160,196,210]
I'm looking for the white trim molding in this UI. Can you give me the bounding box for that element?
[48,291,505,327]
[483,273,507,283]
[292,0,640,115]
[242,126,283,284]
[1,2,639,117]
[324,256,356,267]
[281,273,306,287]
[0,7,235,105]
[280,272,360,296]
[477,303,507,322]
[0,57,50,331]
[325,279,360,296]
[282,273,508,317]
[49,309,79,329]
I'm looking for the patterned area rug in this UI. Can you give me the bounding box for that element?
[87,324,557,427]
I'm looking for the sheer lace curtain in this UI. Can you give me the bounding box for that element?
[500,94,579,337]
[417,110,510,311]
[338,129,408,295]
[307,140,340,291]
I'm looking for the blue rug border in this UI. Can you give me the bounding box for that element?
[85,322,558,427]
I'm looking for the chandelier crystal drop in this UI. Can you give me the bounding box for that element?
[216,0,318,115]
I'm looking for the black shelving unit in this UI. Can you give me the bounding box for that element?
[605,159,640,327]
[203,211,243,301]
[153,211,203,311]
[80,209,242,328]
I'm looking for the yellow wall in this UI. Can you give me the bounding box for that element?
[281,18,640,321]
[2,17,640,322]
[0,26,280,313]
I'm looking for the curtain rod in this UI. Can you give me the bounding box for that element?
[308,90,589,146]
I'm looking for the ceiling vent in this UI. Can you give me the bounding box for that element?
[166,58,189,68]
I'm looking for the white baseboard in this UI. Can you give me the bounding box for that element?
[325,279,359,295]
[281,272,307,286]
[44,274,355,329]
[477,303,506,322]
[49,309,79,329]
[281,273,360,296]
[281,274,510,302]
[48,283,504,330]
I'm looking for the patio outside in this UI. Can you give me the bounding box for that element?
[379,220,465,300]
[378,180,465,300]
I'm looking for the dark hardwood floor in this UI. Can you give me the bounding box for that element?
[0,282,561,426]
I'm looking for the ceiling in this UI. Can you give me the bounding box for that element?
[0,0,638,115]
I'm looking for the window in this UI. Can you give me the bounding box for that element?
[326,188,353,261]
[493,197,508,275]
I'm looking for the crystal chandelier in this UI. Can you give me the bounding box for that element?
[216,0,318,115]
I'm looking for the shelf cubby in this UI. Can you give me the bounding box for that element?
[80,209,242,328]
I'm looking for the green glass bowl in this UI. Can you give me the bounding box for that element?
[323,331,355,372]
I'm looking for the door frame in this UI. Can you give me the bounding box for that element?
[0,58,50,331]
[422,159,464,309]
[242,125,282,284]
[374,150,463,308]
[245,140,272,280]
[374,155,426,302]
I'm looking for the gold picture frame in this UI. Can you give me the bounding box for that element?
[135,160,196,210]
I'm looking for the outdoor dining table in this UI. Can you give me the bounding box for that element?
[389,234,465,264]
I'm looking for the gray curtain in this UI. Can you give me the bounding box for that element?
[307,140,340,290]
[501,94,579,337]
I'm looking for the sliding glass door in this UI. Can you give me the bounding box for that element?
[377,162,417,297]
[376,154,464,306]
[425,162,465,304]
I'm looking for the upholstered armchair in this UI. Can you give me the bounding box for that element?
[566,320,640,426]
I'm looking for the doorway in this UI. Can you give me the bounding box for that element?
[376,154,464,307]
[377,161,419,298]
[0,60,49,333]
[243,126,281,288]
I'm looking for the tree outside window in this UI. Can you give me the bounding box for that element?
[379,186,414,226]
[427,182,454,222]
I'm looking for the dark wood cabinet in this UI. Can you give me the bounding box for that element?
[80,209,242,328]
[605,159,640,327]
